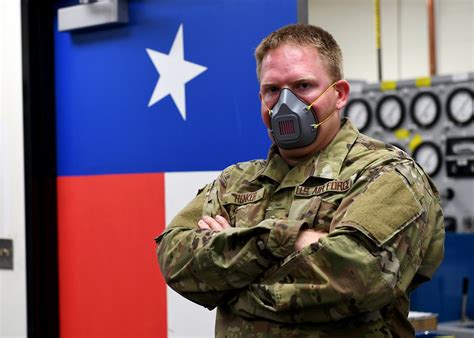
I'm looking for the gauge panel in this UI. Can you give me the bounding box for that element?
[344,98,372,132]
[348,75,473,234]
[375,95,406,130]
[446,87,474,126]
[413,141,442,177]
[410,91,441,128]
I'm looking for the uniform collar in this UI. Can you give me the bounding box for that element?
[253,118,359,188]
[252,146,290,184]
[310,118,359,179]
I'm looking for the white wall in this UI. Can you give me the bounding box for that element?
[165,171,220,338]
[308,0,474,81]
[0,0,28,337]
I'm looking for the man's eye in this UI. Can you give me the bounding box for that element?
[298,83,311,90]
[263,87,279,97]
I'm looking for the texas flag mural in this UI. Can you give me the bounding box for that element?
[54,0,296,337]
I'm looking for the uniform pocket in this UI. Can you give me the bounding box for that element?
[288,195,322,226]
[222,187,266,228]
[314,199,338,232]
[288,195,338,232]
[291,182,348,232]
[338,171,423,246]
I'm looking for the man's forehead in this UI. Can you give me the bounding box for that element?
[262,43,319,61]
[260,45,321,84]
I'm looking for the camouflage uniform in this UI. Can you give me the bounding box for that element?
[156,118,444,337]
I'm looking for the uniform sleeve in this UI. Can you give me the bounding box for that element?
[228,163,444,323]
[156,177,307,310]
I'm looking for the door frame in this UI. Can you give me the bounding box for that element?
[21,1,59,337]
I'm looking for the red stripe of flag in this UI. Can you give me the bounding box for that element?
[57,173,167,338]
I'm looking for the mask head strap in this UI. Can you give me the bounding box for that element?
[308,81,339,129]
[307,81,338,110]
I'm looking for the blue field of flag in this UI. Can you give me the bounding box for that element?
[55,0,296,176]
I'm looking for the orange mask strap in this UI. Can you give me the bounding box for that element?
[307,81,338,110]
[308,81,339,129]
[261,98,273,116]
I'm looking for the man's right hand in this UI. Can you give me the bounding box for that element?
[295,229,328,251]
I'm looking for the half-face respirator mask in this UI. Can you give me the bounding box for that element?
[262,82,338,149]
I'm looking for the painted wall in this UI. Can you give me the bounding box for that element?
[0,0,28,337]
[308,0,474,81]
[164,171,220,337]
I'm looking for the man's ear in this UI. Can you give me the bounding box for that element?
[258,91,263,101]
[334,80,350,110]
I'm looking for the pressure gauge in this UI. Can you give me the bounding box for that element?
[413,142,442,177]
[410,91,440,128]
[343,98,371,132]
[446,87,473,126]
[375,95,405,130]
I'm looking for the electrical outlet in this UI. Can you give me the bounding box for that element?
[0,239,13,270]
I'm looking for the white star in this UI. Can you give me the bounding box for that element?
[146,24,207,120]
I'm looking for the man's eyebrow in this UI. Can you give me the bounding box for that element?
[294,77,317,83]
[260,82,278,88]
[260,77,318,88]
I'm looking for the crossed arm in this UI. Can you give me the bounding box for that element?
[198,215,327,251]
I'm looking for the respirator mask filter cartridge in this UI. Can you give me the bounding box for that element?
[269,88,318,149]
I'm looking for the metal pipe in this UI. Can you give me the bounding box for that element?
[397,0,402,78]
[374,0,383,81]
[428,0,437,76]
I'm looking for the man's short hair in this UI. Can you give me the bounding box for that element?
[255,24,343,83]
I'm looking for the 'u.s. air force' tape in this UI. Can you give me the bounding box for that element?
[295,178,352,197]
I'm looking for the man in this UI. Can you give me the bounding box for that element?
[155,24,444,337]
